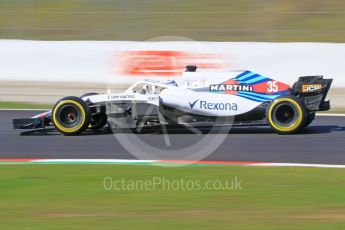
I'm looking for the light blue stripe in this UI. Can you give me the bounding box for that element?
[236,72,255,81]
[237,93,267,102]
[239,91,279,100]
[243,76,267,84]
[235,70,251,79]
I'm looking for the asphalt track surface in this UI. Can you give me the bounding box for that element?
[1,110,344,164]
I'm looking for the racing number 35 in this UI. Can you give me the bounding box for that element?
[267,80,279,93]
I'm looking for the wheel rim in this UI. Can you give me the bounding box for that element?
[56,104,83,128]
[272,102,298,128]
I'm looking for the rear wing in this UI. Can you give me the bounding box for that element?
[292,76,333,111]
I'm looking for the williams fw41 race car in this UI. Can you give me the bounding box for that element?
[13,66,332,135]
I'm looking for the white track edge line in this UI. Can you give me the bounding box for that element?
[31,159,155,163]
[316,113,345,117]
[253,163,345,168]
[27,159,345,168]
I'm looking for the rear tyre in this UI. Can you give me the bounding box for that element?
[52,96,91,135]
[267,96,307,134]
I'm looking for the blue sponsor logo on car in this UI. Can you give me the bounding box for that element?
[210,84,253,92]
[188,99,199,109]
[189,99,237,111]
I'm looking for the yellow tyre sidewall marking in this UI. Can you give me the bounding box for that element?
[53,100,86,133]
[268,98,303,132]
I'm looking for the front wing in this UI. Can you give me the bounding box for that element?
[13,111,51,130]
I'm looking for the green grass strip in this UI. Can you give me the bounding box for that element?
[0,165,345,229]
[0,101,51,109]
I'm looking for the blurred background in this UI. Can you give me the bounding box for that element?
[1,0,345,41]
[0,0,344,109]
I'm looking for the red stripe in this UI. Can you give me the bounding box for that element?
[0,158,42,162]
[0,159,267,165]
[38,112,50,119]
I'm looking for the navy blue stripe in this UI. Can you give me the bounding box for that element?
[236,94,267,102]
[238,92,278,100]
[239,90,290,99]
[237,74,261,83]
[237,92,270,101]
[250,78,271,85]
[234,71,251,79]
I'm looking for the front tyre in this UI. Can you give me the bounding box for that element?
[52,96,91,135]
[267,96,307,134]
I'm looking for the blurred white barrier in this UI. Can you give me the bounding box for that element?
[0,40,344,86]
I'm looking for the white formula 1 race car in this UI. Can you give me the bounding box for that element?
[13,66,332,135]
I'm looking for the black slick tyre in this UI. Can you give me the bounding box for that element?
[267,96,307,134]
[52,96,91,135]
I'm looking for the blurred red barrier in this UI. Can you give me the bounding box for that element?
[115,50,227,77]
